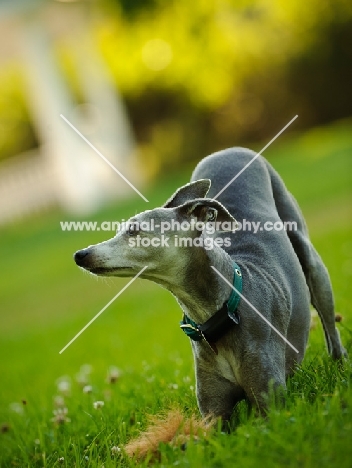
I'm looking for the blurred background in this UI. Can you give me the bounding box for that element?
[0,0,351,445]
[0,0,352,220]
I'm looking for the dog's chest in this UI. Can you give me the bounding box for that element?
[214,350,240,384]
[193,341,241,384]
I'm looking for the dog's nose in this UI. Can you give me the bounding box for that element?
[74,249,90,266]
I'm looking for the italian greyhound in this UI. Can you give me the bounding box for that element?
[74,147,346,421]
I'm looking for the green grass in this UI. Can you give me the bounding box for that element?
[0,119,351,467]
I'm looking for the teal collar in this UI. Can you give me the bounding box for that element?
[180,262,242,353]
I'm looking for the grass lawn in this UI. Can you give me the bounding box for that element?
[0,119,351,467]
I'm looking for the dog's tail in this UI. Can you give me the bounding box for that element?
[124,409,213,462]
[265,161,347,359]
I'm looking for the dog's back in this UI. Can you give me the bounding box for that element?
[191,148,304,270]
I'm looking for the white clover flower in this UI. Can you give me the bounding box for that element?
[9,402,24,415]
[53,395,65,407]
[76,372,89,386]
[168,383,179,390]
[51,407,71,424]
[58,457,65,463]
[80,364,92,375]
[106,366,121,384]
[93,401,104,409]
[83,385,93,394]
[76,364,93,386]
[111,445,121,455]
[56,376,71,395]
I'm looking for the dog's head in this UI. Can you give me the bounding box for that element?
[74,179,237,280]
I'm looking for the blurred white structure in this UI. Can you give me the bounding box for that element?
[0,0,142,224]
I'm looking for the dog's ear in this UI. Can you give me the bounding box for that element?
[177,198,238,232]
[163,179,211,208]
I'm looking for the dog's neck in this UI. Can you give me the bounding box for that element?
[152,244,235,324]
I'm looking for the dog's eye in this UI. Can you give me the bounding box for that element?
[127,222,139,236]
[207,210,216,221]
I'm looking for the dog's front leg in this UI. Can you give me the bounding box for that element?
[239,348,287,415]
[195,363,245,423]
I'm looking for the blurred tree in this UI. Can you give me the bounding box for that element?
[0,66,37,162]
[96,0,352,170]
[0,0,351,171]
[110,0,157,18]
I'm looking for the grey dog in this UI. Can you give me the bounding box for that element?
[74,147,346,421]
